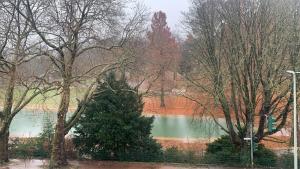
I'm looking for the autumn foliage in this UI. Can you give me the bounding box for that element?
[146,11,180,107]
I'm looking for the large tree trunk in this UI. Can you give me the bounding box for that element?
[0,67,16,163]
[160,68,165,107]
[50,82,70,168]
[0,130,9,163]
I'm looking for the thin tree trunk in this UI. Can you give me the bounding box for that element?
[0,130,9,163]
[50,82,70,168]
[160,68,165,107]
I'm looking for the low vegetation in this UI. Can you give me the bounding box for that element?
[10,132,285,168]
[163,147,200,164]
[202,135,277,167]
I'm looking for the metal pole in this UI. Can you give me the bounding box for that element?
[288,70,299,169]
[293,72,298,169]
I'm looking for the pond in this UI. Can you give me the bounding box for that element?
[9,111,226,139]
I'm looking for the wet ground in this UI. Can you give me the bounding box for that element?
[0,159,255,169]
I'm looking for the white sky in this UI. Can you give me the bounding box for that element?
[139,0,190,36]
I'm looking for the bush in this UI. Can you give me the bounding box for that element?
[9,138,77,159]
[119,138,163,162]
[9,116,55,159]
[277,152,300,169]
[203,135,240,165]
[9,138,47,159]
[202,135,277,167]
[73,72,163,162]
[253,144,277,167]
[163,147,200,163]
[36,116,54,158]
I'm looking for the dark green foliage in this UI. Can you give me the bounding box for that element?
[253,144,277,167]
[277,152,300,169]
[37,116,54,157]
[9,138,48,159]
[163,147,200,163]
[203,135,277,167]
[73,72,163,162]
[203,135,241,165]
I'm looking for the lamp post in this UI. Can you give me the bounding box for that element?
[287,70,300,169]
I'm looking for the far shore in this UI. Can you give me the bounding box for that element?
[0,105,198,117]
[0,95,224,117]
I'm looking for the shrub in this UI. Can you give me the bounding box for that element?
[9,137,77,159]
[202,135,277,167]
[35,116,55,158]
[163,147,200,163]
[9,116,55,159]
[73,72,163,162]
[9,138,47,159]
[253,144,277,167]
[203,135,240,165]
[277,152,300,169]
[164,147,183,163]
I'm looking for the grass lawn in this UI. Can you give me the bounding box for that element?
[0,87,87,111]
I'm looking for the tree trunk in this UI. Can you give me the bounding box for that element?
[160,68,165,107]
[0,130,9,163]
[50,82,70,168]
[0,67,16,164]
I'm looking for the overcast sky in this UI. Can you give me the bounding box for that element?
[139,0,190,36]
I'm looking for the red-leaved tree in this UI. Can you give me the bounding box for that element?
[147,11,180,107]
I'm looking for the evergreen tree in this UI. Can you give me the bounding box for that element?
[73,72,162,161]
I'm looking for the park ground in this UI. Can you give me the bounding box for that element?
[0,159,271,169]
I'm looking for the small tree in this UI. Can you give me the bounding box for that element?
[73,72,162,162]
[38,116,54,157]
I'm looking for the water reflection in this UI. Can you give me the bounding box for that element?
[10,112,226,139]
[151,115,226,139]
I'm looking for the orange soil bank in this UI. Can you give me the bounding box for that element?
[143,95,224,118]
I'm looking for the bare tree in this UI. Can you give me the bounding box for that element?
[184,0,297,147]
[12,0,147,167]
[0,0,56,163]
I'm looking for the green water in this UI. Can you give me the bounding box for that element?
[152,115,226,138]
[10,111,226,139]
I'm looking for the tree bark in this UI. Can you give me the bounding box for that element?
[160,67,165,107]
[0,130,9,163]
[0,67,15,163]
[49,81,70,168]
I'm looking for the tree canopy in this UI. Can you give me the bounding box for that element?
[147,11,180,107]
[73,72,162,161]
[184,0,299,146]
